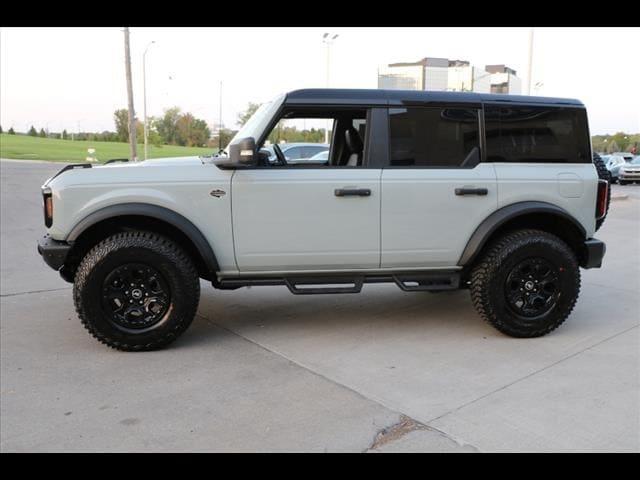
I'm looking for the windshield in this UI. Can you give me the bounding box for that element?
[225,93,286,152]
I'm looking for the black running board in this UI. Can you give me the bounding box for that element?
[215,271,460,295]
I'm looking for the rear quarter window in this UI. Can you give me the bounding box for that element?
[484,105,590,163]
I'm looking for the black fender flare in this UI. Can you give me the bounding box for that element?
[457,201,587,267]
[66,203,220,275]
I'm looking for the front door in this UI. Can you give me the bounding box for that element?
[232,108,383,272]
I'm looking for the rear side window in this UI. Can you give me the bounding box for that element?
[388,107,480,167]
[484,106,590,163]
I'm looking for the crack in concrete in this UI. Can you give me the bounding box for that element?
[364,415,479,452]
[196,312,479,452]
[366,415,426,451]
[0,287,71,298]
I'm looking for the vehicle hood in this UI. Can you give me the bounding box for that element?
[620,164,640,172]
[44,155,226,189]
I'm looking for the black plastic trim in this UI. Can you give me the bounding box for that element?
[46,163,91,184]
[215,270,461,294]
[66,203,220,275]
[458,201,587,267]
[37,234,71,271]
[581,238,606,269]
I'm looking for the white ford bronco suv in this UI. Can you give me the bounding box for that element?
[37,89,610,351]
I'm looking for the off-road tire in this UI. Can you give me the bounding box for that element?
[73,231,200,351]
[470,229,580,338]
[593,152,611,231]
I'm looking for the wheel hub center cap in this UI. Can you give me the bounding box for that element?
[524,281,535,291]
[131,289,143,299]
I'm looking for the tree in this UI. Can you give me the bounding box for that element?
[62,129,68,140]
[135,118,144,143]
[210,128,236,151]
[610,132,630,152]
[28,126,37,136]
[155,107,182,145]
[237,102,261,127]
[39,128,46,138]
[0,125,3,134]
[175,113,211,147]
[113,109,130,142]
[8,127,15,135]
[606,140,620,154]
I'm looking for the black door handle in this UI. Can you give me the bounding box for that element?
[455,187,488,196]
[335,188,371,197]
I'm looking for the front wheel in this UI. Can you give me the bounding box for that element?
[469,229,580,338]
[73,231,200,351]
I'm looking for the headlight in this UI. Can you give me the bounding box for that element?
[42,186,53,227]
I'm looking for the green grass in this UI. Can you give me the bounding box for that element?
[0,134,214,162]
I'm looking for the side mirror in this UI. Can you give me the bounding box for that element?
[228,137,257,167]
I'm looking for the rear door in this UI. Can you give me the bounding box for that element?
[380,106,498,268]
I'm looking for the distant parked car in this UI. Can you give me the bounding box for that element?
[263,142,330,164]
[612,152,635,162]
[618,156,640,185]
[308,150,329,163]
[605,155,627,183]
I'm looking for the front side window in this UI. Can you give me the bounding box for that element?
[260,108,368,167]
[484,105,590,163]
[388,107,480,167]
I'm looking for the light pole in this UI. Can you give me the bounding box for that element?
[526,28,534,95]
[322,32,339,144]
[143,40,156,161]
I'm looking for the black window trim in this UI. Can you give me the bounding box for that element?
[251,105,381,170]
[384,105,484,170]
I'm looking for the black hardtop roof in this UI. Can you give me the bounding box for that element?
[285,88,584,107]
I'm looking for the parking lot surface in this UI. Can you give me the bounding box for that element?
[1,159,638,452]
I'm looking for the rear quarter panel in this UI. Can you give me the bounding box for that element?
[494,163,598,238]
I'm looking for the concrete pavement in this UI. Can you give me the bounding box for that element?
[1,159,638,452]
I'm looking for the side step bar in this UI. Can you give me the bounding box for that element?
[215,271,460,295]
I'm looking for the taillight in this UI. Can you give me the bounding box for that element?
[596,179,608,220]
[42,187,53,227]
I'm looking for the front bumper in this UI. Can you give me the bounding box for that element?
[37,234,71,270]
[619,171,640,181]
[580,238,606,269]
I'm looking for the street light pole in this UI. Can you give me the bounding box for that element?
[123,27,138,161]
[143,40,155,161]
[218,81,223,152]
[526,28,534,95]
[322,33,339,144]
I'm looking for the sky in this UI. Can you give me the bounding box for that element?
[1,27,639,136]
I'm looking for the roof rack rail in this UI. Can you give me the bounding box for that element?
[103,158,129,165]
[47,163,92,183]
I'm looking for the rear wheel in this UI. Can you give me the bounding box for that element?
[73,231,200,351]
[470,229,580,338]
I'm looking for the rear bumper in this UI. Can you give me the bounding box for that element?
[580,238,606,269]
[37,234,71,271]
